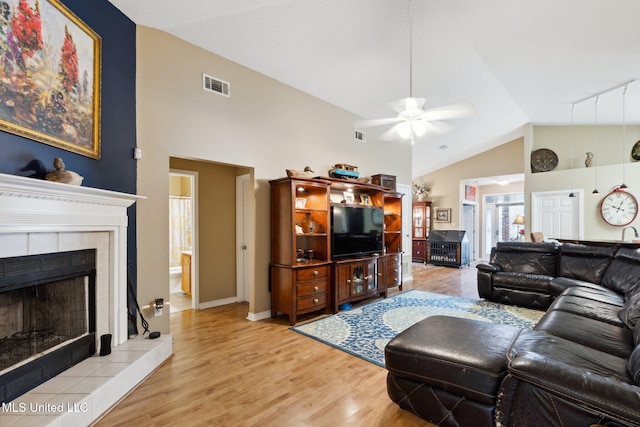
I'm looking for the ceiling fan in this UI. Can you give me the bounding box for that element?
[356,0,475,143]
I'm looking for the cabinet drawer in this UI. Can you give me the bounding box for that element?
[297,293,327,310]
[387,254,401,265]
[385,265,401,286]
[295,265,329,281]
[297,281,327,297]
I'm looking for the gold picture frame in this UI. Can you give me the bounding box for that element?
[435,208,451,222]
[0,0,102,159]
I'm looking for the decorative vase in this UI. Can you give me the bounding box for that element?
[585,152,593,168]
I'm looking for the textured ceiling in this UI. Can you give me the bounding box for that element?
[108,0,640,177]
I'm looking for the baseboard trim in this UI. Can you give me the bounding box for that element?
[198,296,239,310]
[247,310,271,322]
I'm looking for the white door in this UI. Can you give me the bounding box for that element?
[531,190,582,240]
[236,174,251,302]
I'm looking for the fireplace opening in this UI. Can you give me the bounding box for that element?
[0,250,96,403]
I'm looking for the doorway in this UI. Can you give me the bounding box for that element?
[169,170,197,312]
[482,193,525,259]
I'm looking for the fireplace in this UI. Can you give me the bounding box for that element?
[0,173,172,425]
[0,250,97,402]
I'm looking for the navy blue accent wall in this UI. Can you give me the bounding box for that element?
[0,1,138,285]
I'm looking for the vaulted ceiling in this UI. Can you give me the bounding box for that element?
[108,0,640,177]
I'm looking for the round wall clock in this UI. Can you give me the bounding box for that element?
[531,148,558,173]
[600,188,638,226]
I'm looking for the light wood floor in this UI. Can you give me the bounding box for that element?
[94,263,478,426]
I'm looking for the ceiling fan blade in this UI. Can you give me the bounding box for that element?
[421,102,475,121]
[422,120,455,134]
[387,97,426,114]
[355,117,403,128]
[379,123,410,140]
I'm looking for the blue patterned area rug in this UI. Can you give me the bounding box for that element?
[291,290,544,367]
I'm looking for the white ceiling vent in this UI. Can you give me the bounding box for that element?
[354,130,366,142]
[203,73,230,97]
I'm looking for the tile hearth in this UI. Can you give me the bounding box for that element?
[0,335,171,426]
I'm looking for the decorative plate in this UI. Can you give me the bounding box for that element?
[632,140,640,161]
[531,148,558,173]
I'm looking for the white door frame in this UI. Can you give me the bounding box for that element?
[170,169,198,310]
[396,183,412,281]
[236,174,252,302]
[461,202,477,261]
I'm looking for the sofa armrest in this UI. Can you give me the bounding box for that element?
[506,330,640,424]
[476,262,501,273]
[476,263,501,299]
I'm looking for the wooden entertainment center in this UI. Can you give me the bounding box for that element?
[270,176,403,325]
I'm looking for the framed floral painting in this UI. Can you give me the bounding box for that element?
[0,0,101,158]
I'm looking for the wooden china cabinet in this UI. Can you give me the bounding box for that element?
[270,177,332,325]
[412,201,431,263]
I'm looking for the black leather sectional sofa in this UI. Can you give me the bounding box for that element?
[385,241,640,426]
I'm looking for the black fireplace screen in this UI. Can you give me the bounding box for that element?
[0,249,96,402]
[0,276,89,371]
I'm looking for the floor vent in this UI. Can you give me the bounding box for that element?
[354,130,366,142]
[203,73,230,97]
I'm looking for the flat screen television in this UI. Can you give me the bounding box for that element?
[331,205,383,259]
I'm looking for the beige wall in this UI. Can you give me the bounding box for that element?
[135,27,412,332]
[170,158,251,303]
[414,137,525,226]
[412,123,640,260]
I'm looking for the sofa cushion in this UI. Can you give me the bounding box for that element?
[493,242,559,275]
[600,247,640,294]
[550,294,624,327]
[629,346,640,386]
[619,286,640,329]
[558,243,617,284]
[534,310,635,359]
[559,284,625,305]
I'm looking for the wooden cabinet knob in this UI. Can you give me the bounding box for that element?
[313,286,319,291]
[347,279,351,283]
[313,270,319,276]
[313,298,319,304]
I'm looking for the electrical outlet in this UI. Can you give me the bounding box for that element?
[153,298,164,317]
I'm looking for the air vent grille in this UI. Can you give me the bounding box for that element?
[354,130,366,142]
[203,73,230,97]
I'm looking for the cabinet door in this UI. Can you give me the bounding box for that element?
[412,205,424,239]
[335,263,351,303]
[364,259,377,293]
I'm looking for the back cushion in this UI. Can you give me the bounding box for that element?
[629,345,640,386]
[601,248,640,294]
[559,243,617,284]
[494,242,559,275]
[619,283,640,330]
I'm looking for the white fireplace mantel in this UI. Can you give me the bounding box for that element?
[0,172,145,345]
